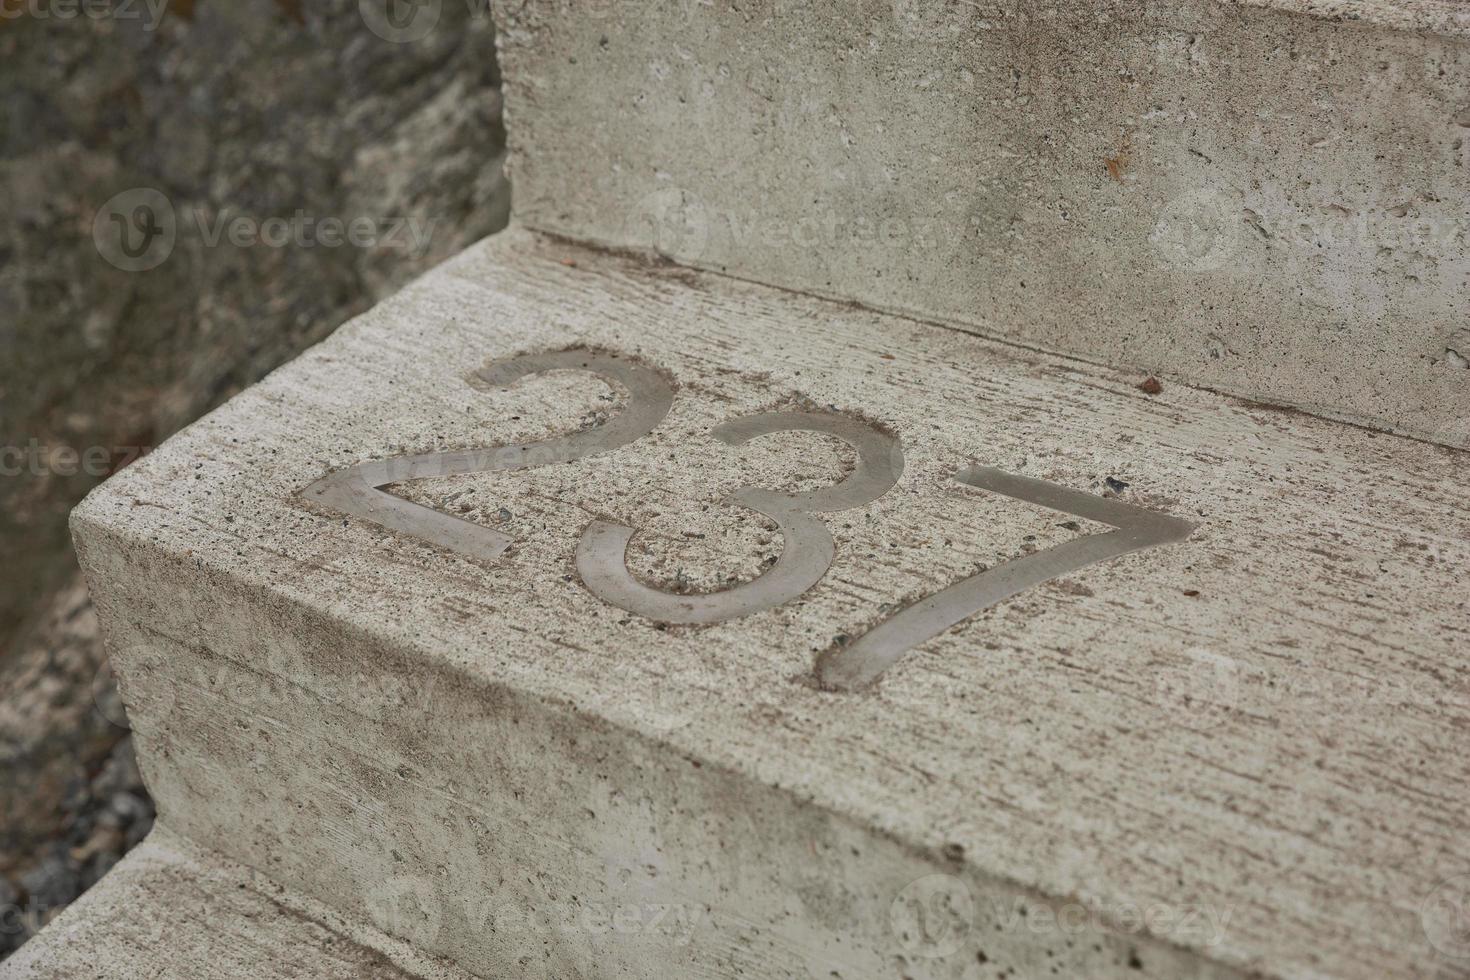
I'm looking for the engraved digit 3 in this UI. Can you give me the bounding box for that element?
[576,411,905,625]
[816,466,1198,690]
[304,350,675,561]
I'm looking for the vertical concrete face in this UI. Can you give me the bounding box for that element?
[0,828,478,980]
[76,579,1232,980]
[493,0,1470,447]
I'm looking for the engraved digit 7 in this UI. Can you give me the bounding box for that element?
[815,466,1198,690]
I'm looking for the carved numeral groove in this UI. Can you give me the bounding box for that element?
[815,466,1197,690]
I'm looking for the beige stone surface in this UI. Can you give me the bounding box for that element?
[71,227,1470,978]
[0,826,475,980]
[494,0,1470,447]
[1236,0,1470,37]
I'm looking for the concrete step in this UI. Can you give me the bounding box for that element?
[69,226,1470,979]
[0,827,474,980]
[493,0,1470,447]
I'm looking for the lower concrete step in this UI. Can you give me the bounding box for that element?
[69,226,1470,979]
[0,827,473,980]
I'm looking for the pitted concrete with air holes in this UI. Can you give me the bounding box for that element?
[0,827,475,980]
[72,228,1470,979]
[494,0,1470,448]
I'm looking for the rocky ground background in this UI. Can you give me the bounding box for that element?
[0,0,510,956]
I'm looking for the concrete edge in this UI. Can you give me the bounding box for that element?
[1220,0,1470,38]
[509,226,1470,456]
[90,530,1264,978]
[0,823,482,980]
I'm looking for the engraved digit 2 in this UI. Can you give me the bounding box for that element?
[576,411,904,625]
[816,466,1198,690]
[304,350,675,561]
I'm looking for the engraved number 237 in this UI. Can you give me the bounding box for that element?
[305,350,1196,689]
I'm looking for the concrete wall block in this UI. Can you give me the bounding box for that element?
[494,0,1470,446]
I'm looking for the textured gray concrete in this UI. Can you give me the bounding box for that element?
[1242,0,1470,37]
[494,0,1470,448]
[69,227,1470,978]
[0,827,476,980]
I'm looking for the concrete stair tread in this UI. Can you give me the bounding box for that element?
[0,828,473,980]
[71,226,1470,978]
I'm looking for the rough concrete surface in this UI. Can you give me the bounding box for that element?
[1238,0,1470,38]
[0,826,477,980]
[494,0,1470,448]
[68,227,1470,978]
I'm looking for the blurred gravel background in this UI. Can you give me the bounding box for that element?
[0,0,510,956]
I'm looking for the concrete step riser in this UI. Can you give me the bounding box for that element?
[85,589,1232,979]
[495,0,1470,447]
[0,827,474,980]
